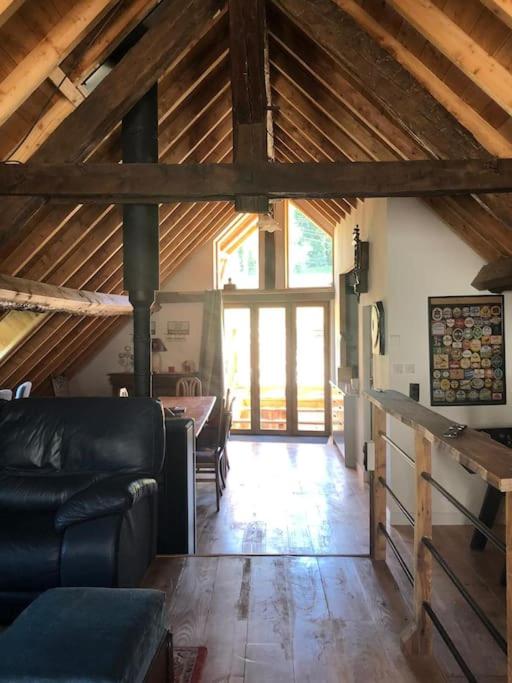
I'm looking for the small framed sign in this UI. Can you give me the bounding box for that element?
[167,320,190,339]
[428,295,506,407]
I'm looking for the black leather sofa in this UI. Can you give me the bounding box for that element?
[0,397,165,622]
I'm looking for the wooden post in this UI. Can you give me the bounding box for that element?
[506,491,512,682]
[371,405,387,560]
[403,431,433,656]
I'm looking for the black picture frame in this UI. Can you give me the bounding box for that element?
[428,295,506,407]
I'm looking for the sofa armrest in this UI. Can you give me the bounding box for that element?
[54,475,157,532]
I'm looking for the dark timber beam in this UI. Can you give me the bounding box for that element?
[0,273,131,316]
[0,0,226,240]
[229,0,270,212]
[3,159,512,202]
[271,0,512,230]
[472,258,512,292]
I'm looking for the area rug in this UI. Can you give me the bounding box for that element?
[172,646,207,683]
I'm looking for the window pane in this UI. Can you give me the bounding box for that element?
[219,228,259,289]
[296,306,325,431]
[288,204,333,288]
[259,307,287,431]
[224,308,251,430]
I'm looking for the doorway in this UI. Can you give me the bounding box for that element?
[224,301,331,436]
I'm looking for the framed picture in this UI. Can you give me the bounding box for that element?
[167,320,190,339]
[428,295,506,407]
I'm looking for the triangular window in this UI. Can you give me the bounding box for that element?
[287,203,333,288]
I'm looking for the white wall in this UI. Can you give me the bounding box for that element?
[386,198,511,523]
[70,241,214,396]
[337,197,511,524]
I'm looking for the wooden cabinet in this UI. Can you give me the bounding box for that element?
[108,372,197,398]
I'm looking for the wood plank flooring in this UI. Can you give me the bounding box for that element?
[143,555,445,682]
[146,436,507,680]
[389,525,507,682]
[196,437,369,555]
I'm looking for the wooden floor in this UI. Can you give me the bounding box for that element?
[196,437,369,555]
[143,554,445,682]
[389,525,507,682]
[144,436,507,680]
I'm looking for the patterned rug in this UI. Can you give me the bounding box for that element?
[172,646,207,683]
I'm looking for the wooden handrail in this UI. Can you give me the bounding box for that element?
[365,389,512,492]
[365,389,512,679]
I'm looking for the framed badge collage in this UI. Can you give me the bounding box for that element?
[428,295,506,407]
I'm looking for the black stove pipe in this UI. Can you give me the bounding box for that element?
[122,84,159,397]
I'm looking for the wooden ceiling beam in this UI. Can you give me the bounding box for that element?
[272,125,345,223]
[442,196,512,256]
[0,0,227,238]
[159,73,231,158]
[268,10,424,161]
[4,159,512,202]
[0,0,24,27]
[270,41,394,161]
[52,317,126,386]
[39,205,235,388]
[65,0,161,83]
[275,109,351,214]
[472,257,512,292]
[333,0,512,158]
[3,74,232,278]
[0,273,130,316]
[272,0,512,228]
[29,315,117,389]
[272,0,481,158]
[386,0,512,119]
[425,197,505,263]
[480,0,512,30]
[229,0,269,212]
[48,67,88,108]
[38,200,237,388]
[50,104,232,289]
[0,135,234,387]
[0,0,117,127]
[294,199,341,232]
[274,148,340,225]
[272,102,352,215]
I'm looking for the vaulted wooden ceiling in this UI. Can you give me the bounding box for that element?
[1,0,512,393]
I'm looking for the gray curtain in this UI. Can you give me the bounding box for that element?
[199,290,225,406]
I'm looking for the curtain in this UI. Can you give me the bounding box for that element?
[199,290,225,408]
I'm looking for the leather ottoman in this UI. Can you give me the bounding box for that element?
[0,587,172,682]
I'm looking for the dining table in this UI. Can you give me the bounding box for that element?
[159,395,216,436]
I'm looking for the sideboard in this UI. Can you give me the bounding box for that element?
[108,372,198,398]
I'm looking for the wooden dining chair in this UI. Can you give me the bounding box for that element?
[223,394,235,474]
[196,409,231,512]
[176,376,202,397]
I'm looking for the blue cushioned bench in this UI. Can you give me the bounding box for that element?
[0,587,171,682]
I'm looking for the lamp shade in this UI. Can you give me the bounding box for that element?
[151,337,167,352]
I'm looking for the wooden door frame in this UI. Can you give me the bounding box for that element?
[224,297,331,437]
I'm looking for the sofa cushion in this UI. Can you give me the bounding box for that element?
[0,512,61,591]
[0,471,106,511]
[0,397,165,474]
[0,587,167,683]
[54,475,158,531]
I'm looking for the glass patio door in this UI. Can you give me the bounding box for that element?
[224,301,330,436]
[295,305,327,433]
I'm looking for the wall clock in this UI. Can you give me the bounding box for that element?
[371,301,385,355]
